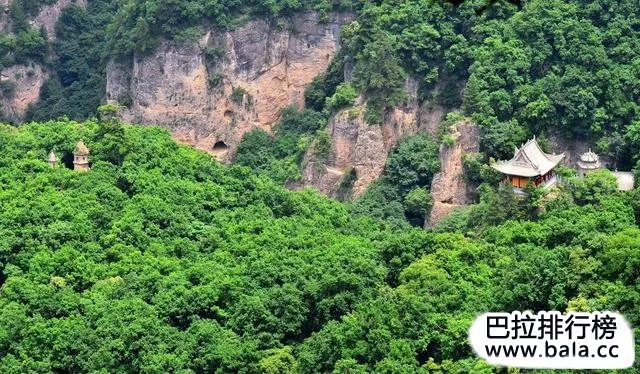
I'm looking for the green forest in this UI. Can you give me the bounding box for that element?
[1,0,640,372]
[0,118,639,372]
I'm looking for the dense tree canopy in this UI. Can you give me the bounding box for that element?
[0,120,388,371]
[0,120,637,371]
[234,107,327,184]
[464,0,640,166]
[314,0,640,164]
[3,1,640,370]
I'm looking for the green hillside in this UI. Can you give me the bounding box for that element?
[0,120,638,371]
[2,0,640,371]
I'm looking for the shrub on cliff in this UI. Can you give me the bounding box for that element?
[384,133,440,195]
[325,83,357,112]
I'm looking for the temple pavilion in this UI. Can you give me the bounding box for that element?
[491,137,565,191]
[577,149,601,177]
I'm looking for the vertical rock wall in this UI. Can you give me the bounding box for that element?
[425,120,480,227]
[106,12,354,160]
[0,64,48,121]
[302,77,448,197]
[0,0,86,122]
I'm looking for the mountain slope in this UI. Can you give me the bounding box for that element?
[0,119,638,371]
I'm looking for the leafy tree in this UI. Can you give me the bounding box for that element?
[350,180,409,229]
[234,128,274,171]
[325,83,357,112]
[403,187,432,224]
[352,30,406,124]
[92,104,127,165]
[384,133,440,195]
[234,108,327,183]
[567,169,619,206]
[27,1,117,121]
[304,51,348,111]
[625,120,640,163]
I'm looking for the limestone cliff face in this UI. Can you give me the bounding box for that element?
[425,120,480,227]
[106,12,354,160]
[0,0,85,35]
[31,0,86,40]
[0,0,14,33]
[0,64,48,121]
[547,132,615,169]
[302,77,448,197]
[0,0,85,122]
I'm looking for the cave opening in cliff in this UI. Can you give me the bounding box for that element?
[61,152,74,170]
[212,141,229,159]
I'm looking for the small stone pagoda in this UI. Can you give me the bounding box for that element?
[47,150,58,168]
[73,140,90,172]
[491,137,565,192]
[577,149,601,177]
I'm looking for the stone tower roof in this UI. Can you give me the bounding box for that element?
[577,149,601,170]
[48,150,57,162]
[491,137,565,177]
[73,140,89,155]
[580,149,599,163]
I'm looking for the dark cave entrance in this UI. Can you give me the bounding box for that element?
[212,141,229,160]
[61,152,74,169]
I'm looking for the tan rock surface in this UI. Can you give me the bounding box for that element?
[107,12,354,160]
[31,0,86,40]
[1,64,48,122]
[302,77,448,197]
[425,120,480,227]
[0,0,87,121]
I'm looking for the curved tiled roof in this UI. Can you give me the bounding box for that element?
[491,138,565,177]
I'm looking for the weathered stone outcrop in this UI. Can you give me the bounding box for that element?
[0,0,84,35]
[0,0,86,122]
[31,0,86,40]
[106,12,354,160]
[0,64,48,121]
[547,132,615,169]
[302,77,447,197]
[425,120,480,227]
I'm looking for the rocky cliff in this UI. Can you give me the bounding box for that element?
[32,0,86,40]
[0,64,48,121]
[302,77,448,197]
[0,0,85,122]
[425,120,480,227]
[547,132,616,169]
[0,0,85,35]
[106,12,354,160]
